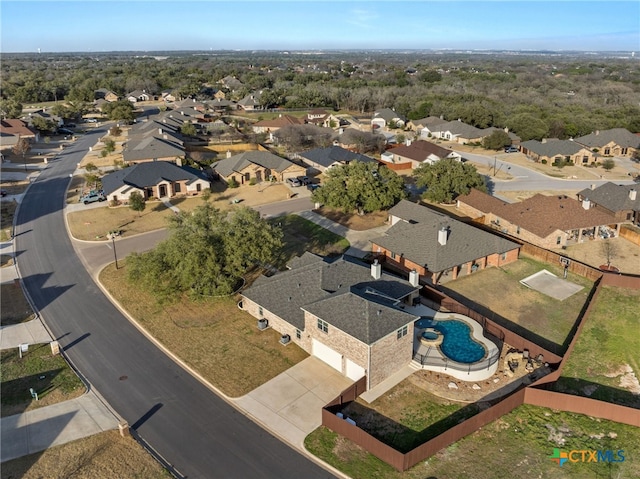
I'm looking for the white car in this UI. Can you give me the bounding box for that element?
[287,178,302,187]
[85,118,98,123]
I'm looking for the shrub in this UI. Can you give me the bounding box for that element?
[249,178,257,186]
[541,159,547,164]
[228,177,239,188]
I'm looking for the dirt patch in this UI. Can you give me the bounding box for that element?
[314,207,387,230]
[0,430,168,479]
[552,236,640,275]
[1,254,14,267]
[0,283,35,326]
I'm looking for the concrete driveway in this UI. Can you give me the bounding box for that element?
[234,357,353,448]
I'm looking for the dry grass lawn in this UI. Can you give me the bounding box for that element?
[553,236,640,275]
[314,207,388,230]
[0,430,169,479]
[0,283,36,326]
[99,262,308,397]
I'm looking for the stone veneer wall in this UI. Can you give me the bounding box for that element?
[369,325,415,388]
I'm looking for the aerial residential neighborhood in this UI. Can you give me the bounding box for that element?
[1,2,639,479]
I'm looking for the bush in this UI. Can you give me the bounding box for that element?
[541,159,547,164]
[228,177,239,188]
[249,178,257,186]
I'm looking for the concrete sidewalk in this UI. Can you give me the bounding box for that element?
[0,318,52,350]
[0,392,119,463]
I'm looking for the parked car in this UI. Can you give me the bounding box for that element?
[307,183,321,191]
[57,128,75,135]
[84,118,98,123]
[504,146,519,153]
[297,176,311,185]
[287,177,302,187]
[0,189,7,197]
[80,191,106,204]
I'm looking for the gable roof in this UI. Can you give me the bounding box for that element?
[458,189,618,238]
[242,255,418,343]
[0,119,37,138]
[122,136,185,162]
[577,182,640,213]
[385,140,453,162]
[432,120,485,139]
[212,151,296,177]
[298,146,376,168]
[574,128,640,149]
[411,116,447,128]
[371,200,519,273]
[520,139,586,157]
[102,162,207,195]
[253,115,303,128]
[373,108,406,123]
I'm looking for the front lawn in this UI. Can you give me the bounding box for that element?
[0,343,85,417]
[305,404,640,479]
[99,262,308,397]
[1,283,36,326]
[440,255,594,354]
[314,206,388,231]
[554,286,640,408]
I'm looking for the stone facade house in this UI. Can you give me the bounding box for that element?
[577,182,640,224]
[241,254,420,389]
[457,189,621,248]
[371,200,520,285]
[0,119,39,149]
[520,139,598,165]
[213,150,306,185]
[102,161,210,202]
[296,146,377,173]
[251,114,303,134]
[380,140,462,170]
[371,108,406,129]
[427,120,487,144]
[574,128,640,158]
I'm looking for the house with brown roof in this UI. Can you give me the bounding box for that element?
[371,200,520,285]
[456,189,621,248]
[213,150,305,186]
[380,140,462,170]
[574,128,640,158]
[577,182,640,224]
[251,114,304,135]
[0,119,39,149]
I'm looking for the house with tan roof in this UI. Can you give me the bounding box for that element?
[456,189,621,248]
[251,114,304,135]
[371,200,520,285]
[380,140,462,170]
[241,254,420,389]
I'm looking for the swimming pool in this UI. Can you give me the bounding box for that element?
[415,318,486,364]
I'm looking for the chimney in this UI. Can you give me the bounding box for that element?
[541,138,547,144]
[163,134,168,140]
[409,269,419,287]
[582,198,591,210]
[371,260,381,280]
[406,138,412,146]
[226,150,232,158]
[438,227,448,246]
[590,184,595,190]
[158,128,163,134]
[630,189,637,201]
[595,130,600,135]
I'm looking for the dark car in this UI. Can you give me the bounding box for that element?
[57,128,75,135]
[504,146,519,153]
[297,176,311,185]
[307,183,321,191]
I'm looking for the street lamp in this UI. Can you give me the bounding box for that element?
[109,232,119,269]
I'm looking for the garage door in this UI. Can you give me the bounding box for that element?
[312,339,342,373]
[345,359,365,381]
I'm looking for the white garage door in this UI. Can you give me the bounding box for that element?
[312,339,342,373]
[345,359,365,381]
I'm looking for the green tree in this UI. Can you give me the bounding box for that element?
[180,121,197,137]
[84,162,98,173]
[103,139,116,154]
[30,116,57,134]
[482,130,511,150]
[413,158,487,204]
[601,158,615,171]
[312,161,406,213]
[129,191,146,217]
[126,204,282,302]
[0,98,24,119]
[102,100,135,123]
[508,113,549,141]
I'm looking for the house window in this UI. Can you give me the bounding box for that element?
[501,252,507,260]
[390,252,396,260]
[244,173,250,182]
[258,306,263,317]
[397,325,408,339]
[317,319,329,334]
[196,183,202,192]
[621,148,628,155]
[604,148,611,155]
[296,329,301,340]
[556,236,562,245]
[582,156,588,164]
[174,182,181,193]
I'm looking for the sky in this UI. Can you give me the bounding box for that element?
[1,1,638,53]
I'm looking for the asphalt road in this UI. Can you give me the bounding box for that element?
[14,128,336,479]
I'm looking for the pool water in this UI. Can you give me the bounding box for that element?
[416,318,486,363]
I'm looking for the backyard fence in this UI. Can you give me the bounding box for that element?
[519,243,603,281]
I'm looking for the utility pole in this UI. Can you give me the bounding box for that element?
[110,233,119,269]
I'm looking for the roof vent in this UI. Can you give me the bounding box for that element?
[630,189,637,201]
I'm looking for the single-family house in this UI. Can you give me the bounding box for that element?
[207,98,238,113]
[161,90,179,103]
[238,92,263,111]
[213,150,306,185]
[428,120,487,144]
[520,139,598,165]
[334,128,385,153]
[0,119,39,149]
[218,75,244,90]
[456,189,621,248]
[577,182,640,224]
[371,200,520,285]
[126,90,153,103]
[241,253,421,389]
[306,109,330,126]
[102,161,210,202]
[296,146,377,173]
[409,116,447,135]
[574,128,640,158]
[380,140,462,170]
[94,88,119,102]
[371,108,406,129]
[24,110,63,129]
[122,136,186,165]
[251,114,304,134]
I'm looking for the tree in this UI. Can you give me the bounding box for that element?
[601,158,615,171]
[482,130,511,150]
[129,191,146,217]
[13,137,31,171]
[30,116,57,134]
[600,240,618,268]
[507,113,549,141]
[126,204,282,302]
[102,100,135,123]
[180,122,197,137]
[103,139,116,154]
[84,162,98,173]
[0,98,23,119]
[413,158,487,204]
[312,161,406,213]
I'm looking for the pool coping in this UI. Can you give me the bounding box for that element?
[413,312,500,382]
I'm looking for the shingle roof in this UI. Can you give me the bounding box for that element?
[432,120,485,139]
[577,182,640,213]
[242,255,418,342]
[101,162,207,195]
[253,115,303,128]
[213,151,296,177]
[411,116,447,128]
[574,128,640,149]
[385,140,453,162]
[371,200,519,272]
[520,139,585,157]
[298,146,376,168]
[373,108,407,123]
[458,189,618,238]
[122,136,186,162]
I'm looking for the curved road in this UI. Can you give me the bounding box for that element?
[15,128,335,478]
